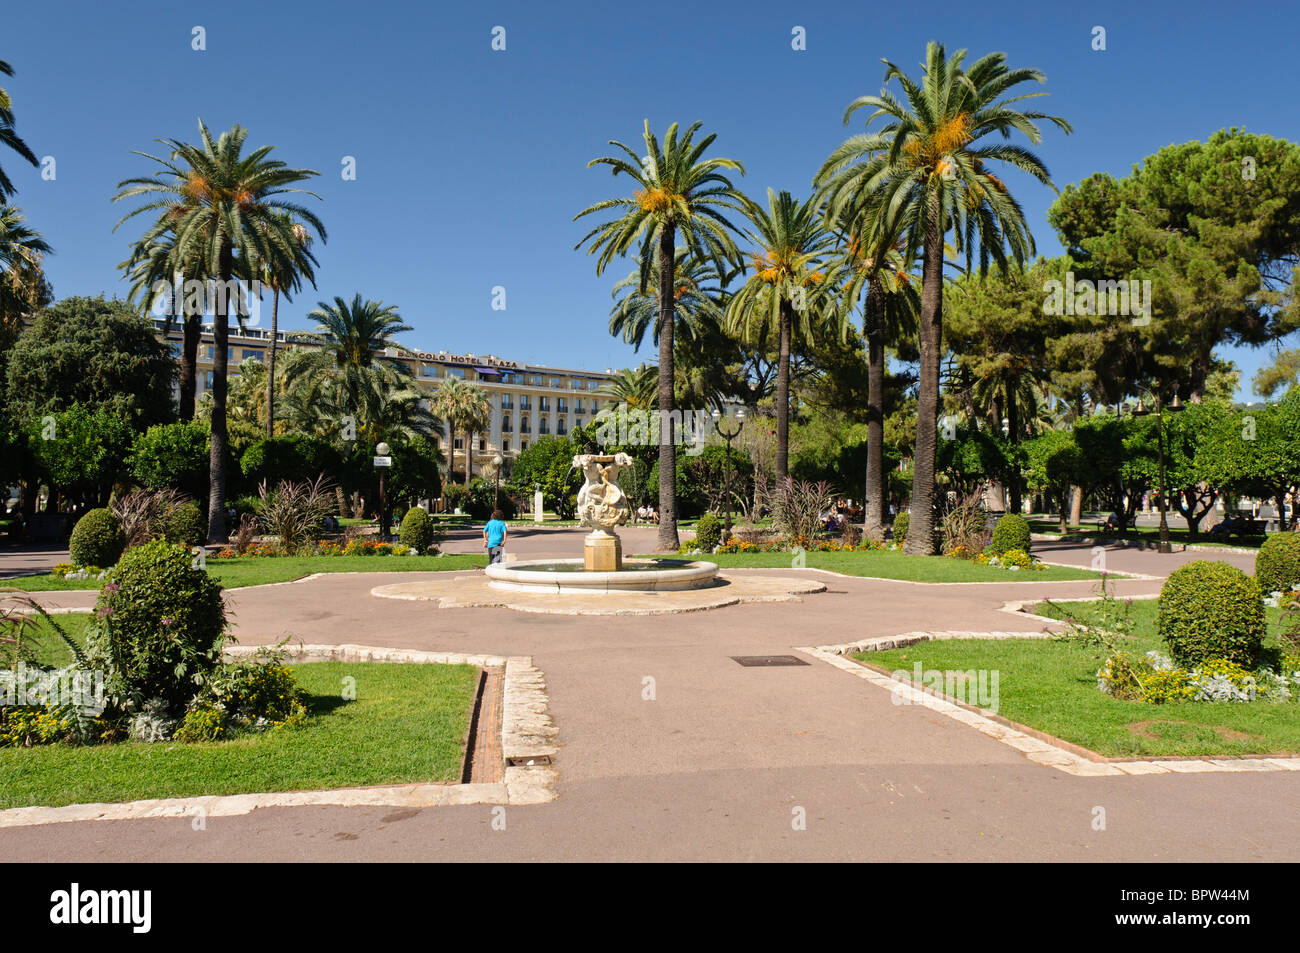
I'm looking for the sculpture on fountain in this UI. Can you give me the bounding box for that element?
[574,452,633,571]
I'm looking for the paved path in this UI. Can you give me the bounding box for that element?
[2,538,1294,861]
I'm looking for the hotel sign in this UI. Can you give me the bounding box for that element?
[413,351,519,369]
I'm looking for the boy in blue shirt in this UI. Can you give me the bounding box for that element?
[483,509,508,564]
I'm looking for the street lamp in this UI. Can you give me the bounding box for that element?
[492,453,504,510]
[374,441,391,540]
[1130,392,1184,554]
[711,407,746,538]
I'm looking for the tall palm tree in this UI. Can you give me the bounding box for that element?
[256,213,319,437]
[0,60,38,200]
[288,293,410,409]
[829,43,1070,553]
[725,189,839,481]
[815,200,918,540]
[430,376,491,487]
[576,120,746,551]
[113,119,325,542]
[0,204,51,345]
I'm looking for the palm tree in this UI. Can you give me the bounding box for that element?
[0,204,51,345]
[599,363,659,412]
[576,120,746,551]
[113,119,325,542]
[829,43,1070,553]
[816,201,918,540]
[0,60,38,200]
[725,189,840,481]
[288,293,410,408]
[430,376,491,487]
[256,213,319,437]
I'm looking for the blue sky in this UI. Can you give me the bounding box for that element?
[5,0,1297,395]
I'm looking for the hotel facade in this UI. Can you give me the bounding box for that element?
[157,320,614,478]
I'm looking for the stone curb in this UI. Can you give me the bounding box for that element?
[799,637,1300,777]
[0,645,559,828]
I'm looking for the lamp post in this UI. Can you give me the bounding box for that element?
[711,407,746,539]
[492,453,504,510]
[1131,391,1184,554]
[374,441,391,540]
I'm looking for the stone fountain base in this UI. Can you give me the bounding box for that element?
[584,530,622,572]
[485,558,717,593]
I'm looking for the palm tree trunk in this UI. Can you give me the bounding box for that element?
[863,279,886,541]
[656,225,678,551]
[207,245,233,543]
[906,195,943,555]
[179,313,200,421]
[464,428,472,487]
[1005,380,1022,514]
[266,287,279,438]
[775,298,792,483]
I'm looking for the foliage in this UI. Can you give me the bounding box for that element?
[110,487,190,548]
[128,421,210,501]
[240,434,340,488]
[694,512,722,552]
[508,436,581,520]
[174,644,308,742]
[399,506,439,554]
[257,475,335,555]
[442,482,470,514]
[1097,650,1296,704]
[769,478,833,546]
[891,511,909,543]
[1157,561,1265,668]
[940,496,990,557]
[990,513,1032,556]
[466,477,516,520]
[164,501,207,547]
[26,404,135,509]
[1256,532,1300,594]
[86,539,228,716]
[68,508,126,568]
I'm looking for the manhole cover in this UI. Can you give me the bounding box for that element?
[730,655,809,667]
[506,755,553,767]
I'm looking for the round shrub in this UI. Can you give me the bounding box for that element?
[87,538,227,713]
[69,508,126,568]
[891,512,909,543]
[1255,532,1300,594]
[694,512,722,552]
[164,501,207,547]
[1157,560,1265,668]
[990,513,1032,556]
[399,506,437,553]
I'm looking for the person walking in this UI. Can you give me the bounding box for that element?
[483,509,508,565]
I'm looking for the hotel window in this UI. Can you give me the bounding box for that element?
[550,378,560,388]
[501,394,513,409]
[479,439,486,451]
[520,417,531,434]
[519,395,531,411]
[539,396,550,412]
[454,438,463,449]
[503,439,511,453]
[502,414,512,433]
[521,440,529,451]
[242,349,262,362]
[591,400,600,412]
[422,365,438,377]
[540,418,550,435]
[574,417,583,430]
[501,372,517,384]
[204,372,213,389]
[207,346,234,361]
[557,398,567,413]
[169,342,183,358]
[557,418,567,436]
[574,400,585,415]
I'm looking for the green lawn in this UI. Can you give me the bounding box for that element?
[0,661,480,809]
[656,549,1101,583]
[1,553,486,592]
[860,600,1299,758]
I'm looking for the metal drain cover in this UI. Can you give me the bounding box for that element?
[730,655,809,667]
[506,755,552,767]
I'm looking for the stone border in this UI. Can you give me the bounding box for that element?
[0,644,558,828]
[799,635,1300,777]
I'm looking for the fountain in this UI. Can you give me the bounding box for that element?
[483,453,719,593]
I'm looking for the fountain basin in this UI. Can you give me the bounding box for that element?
[485,558,718,594]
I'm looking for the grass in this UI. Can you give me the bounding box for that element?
[1,553,486,592]
[1027,518,1262,550]
[651,549,1101,583]
[0,661,481,809]
[858,599,1300,758]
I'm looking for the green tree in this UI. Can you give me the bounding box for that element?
[113,120,324,542]
[429,376,491,487]
[27,405,135,510]
[0,60,38,199]
[831,43,1070,553]
[129,420,210,500]
[0,204,51,346]
[508,436,581,520]
[576,120,746,551]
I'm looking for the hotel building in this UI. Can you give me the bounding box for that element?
[157,319,615,478]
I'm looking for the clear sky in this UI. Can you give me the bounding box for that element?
[5,0,1297,394]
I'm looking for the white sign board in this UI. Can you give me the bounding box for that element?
[373,456,392,467]
[533,489,544,523]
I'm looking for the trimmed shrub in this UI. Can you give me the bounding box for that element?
[69,508,126,568]
[990,513,1032,555]
[1255,532,1300,594]
[1157,560,1265,668]
[400,506,437,553]
[86,538,227,714]
[891,512,909,543]
[694,512,722,552]
[164,501,207,547]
